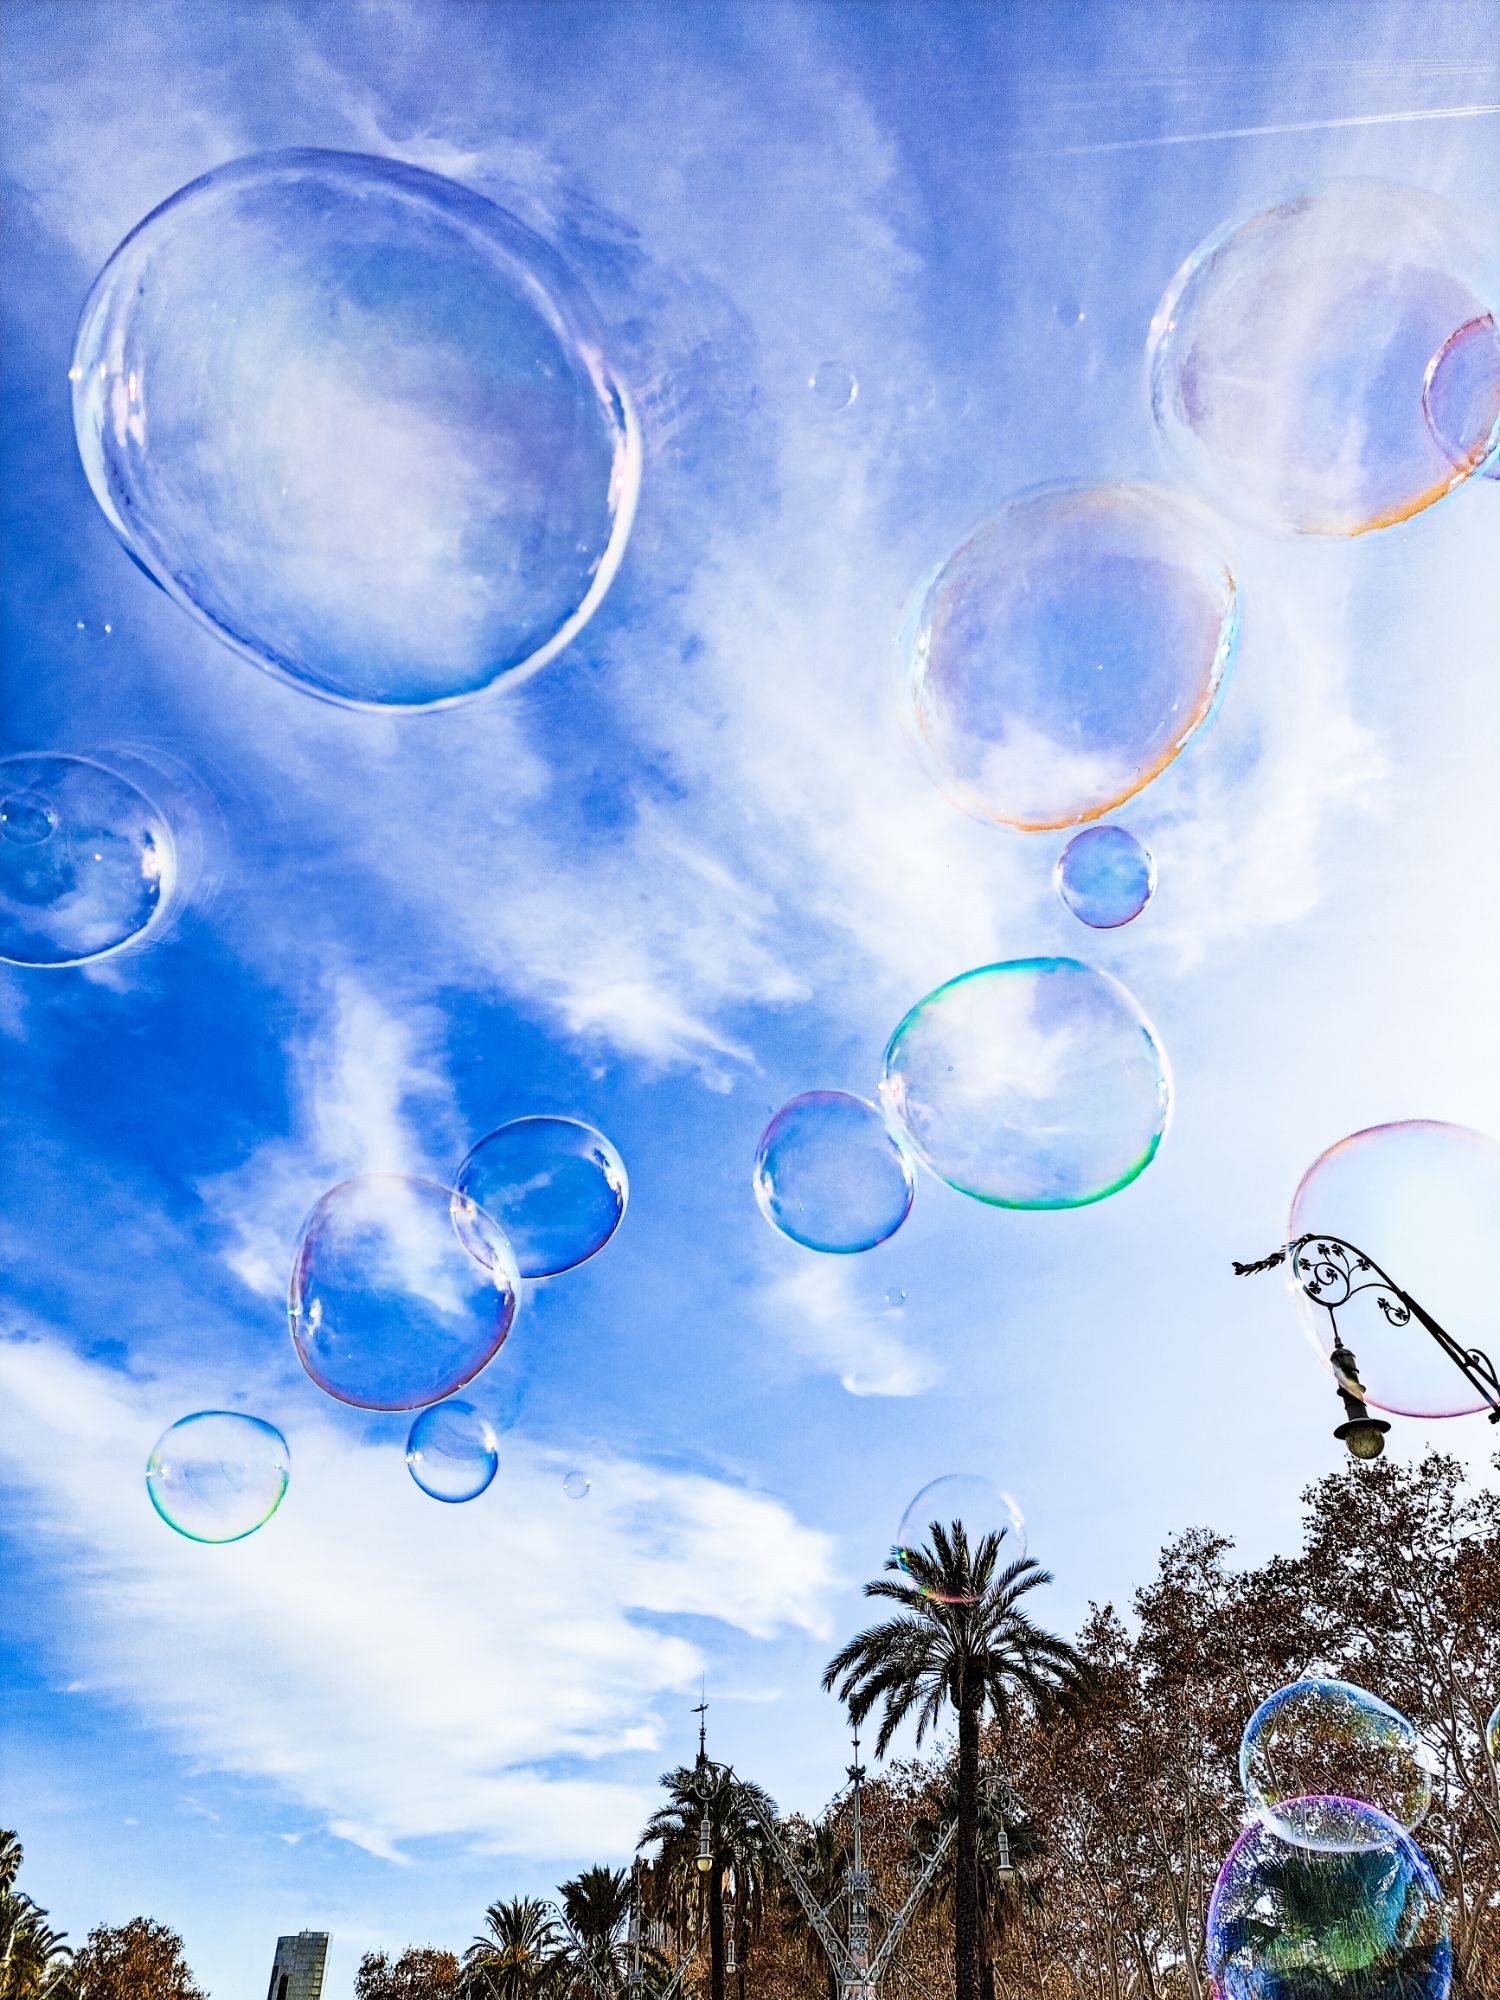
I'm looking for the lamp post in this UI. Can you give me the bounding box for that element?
[1234,1233,1500,1459]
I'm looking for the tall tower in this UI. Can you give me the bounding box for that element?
[266,1931,329,2000]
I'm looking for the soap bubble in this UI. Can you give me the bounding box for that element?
[289,1174,518,1410]
[808,361,858,410]
[72,149,640,710]
[1207,1805,1450,2000]
[1149,184,1497,535]
[884,1286,907,1310]
[882,958,1171,1208]
[753,1091,915,1254]
[1054,824,1156,928]
[563,1469,590,1499]
[893,1474,1026,1604]
[1487,1702,1500,1766]
[454,1116,627,1279]
[0,753,174,967]
[405,1398,499,1503]
[900,483,1238,831]
[1242,1680,1433,1849]
[145,1411,289,1543]
[1423,314,1500,480]
[1288,1121,1500,1418]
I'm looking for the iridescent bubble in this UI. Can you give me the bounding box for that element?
[145,1411,289,1544]
[1288,1121,1500,1419]
[405,1398,499,1504]
[808,361,858,410]
[0,753,173,967]
[563,1469,590,1500]
[72,149,640,710]
[1207,1805,1450,2000]
[1054,824,1156,928]
[1487,1702,1500,1767]
[1423,314,1500,481]
[901,484,1238,831]
[753,1091,915,1254]
[1149,184,1497,535]
[1242,1680,1433,1849]
[893,1474,1026,1605]
[454,1116,627,1279]
[882,958,1171,1208]
[289,1174,518,1410]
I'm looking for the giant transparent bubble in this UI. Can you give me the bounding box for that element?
[405,1398,499,1504]
[1288,1121,1500,1418]
[900,483,1238,831]
[1241,1680,1433,1850]
[1054,824,1156,929]
[1207,1805,1450,2000]
[455,1116,627,1279]
[753,1091,915,1254]
[893,1474,1026,1605]
[1423,314,1500,482]
[289,1174,518,1409]
[1149,185,1497,535]
[1,753,174,967]
[72,150,640,709]
[882,958,1171,1208]
[146,1410,289,1544]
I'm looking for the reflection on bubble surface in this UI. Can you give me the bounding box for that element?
[1241,1679,1433,1849]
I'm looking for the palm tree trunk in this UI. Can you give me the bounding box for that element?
[709,1858,725,2000]
[955,1690,982,2000]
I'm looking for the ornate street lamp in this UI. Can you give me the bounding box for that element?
[1235,1233,1500,1460]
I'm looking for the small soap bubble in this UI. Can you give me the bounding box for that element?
[1423,313,1500,481]
[71,149,639,709]
[884,1286,907,1310]
[754,1091,915,1254]
[455,1116,627,1279]
[882,958,1171,1208]
[146,1411,290,1543]
[405,1398,499,1504]
[1487,1701,1500,1767]
[1241,1679,1433,1849]
[893,1474,1026,1604]
[563,1469,590,1500]
[1055,824,1156,928]
[289,1174,519,1410]
[808,361,858,411]
[0,752,174,967]
[1053,298,1085,327]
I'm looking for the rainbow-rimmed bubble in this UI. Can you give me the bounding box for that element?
[1423,314,1500,482]
[455,1116,627,1279]
[289,1174,518,1410]
[900,482,1238,832]
[1207,1804,1450,2000]
[1487,1701,1500,1767]
[892,1474,1026,1604]
[1054,824,1156,929]
[881,958,1171,1209]
[1288,1120,1500,1419]
[1241,1679,1433,1850]
[1150,184,1497,536]
[405,1398,499,1503]
[71,149,639,710]
[753,1091,915,1254]
[1,752,174,967]
[145,1410,290,1544]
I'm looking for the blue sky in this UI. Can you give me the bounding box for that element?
[2,2,1499,1994]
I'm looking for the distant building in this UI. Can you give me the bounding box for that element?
[267,1931,329,2000]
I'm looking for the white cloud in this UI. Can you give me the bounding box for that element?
[0,1327,838,1861]
[762,1257,938,1399]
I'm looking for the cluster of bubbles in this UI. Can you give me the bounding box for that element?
[1208,1677,1451,1999]
[891,1474,1026,1605]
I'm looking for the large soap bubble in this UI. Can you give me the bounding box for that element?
[72,149,640,709]
[1487,1702,1500,1767]
[1288,1121,1500,1418]
[893,1474,1026,1604]
[1207,1804,1450,2000]
[289,1174,518,1409]
[405,1398,499,1504]
[146,1410,289,1543]
[1241,1680,1433,1850]
[900,483,1238,831]
[454,1116,627,1279]
[882,958,1171,1208]
[1054,824,1156,928]
[1149,184,1497,535]
[1423,314,1500,481]
[0,753,174,967]
[753,1091,915,1254]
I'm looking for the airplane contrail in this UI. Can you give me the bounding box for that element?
[1014,102,1500,157]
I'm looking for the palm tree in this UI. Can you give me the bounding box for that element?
[909,1769,1040,2000]
[774,1820,845,2000]
[1,1832,75,2000]
[822,1521,1088,2000]
[558,1866,632,1993]
[462,1898,563,2000]
[638,1766,776,2000]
